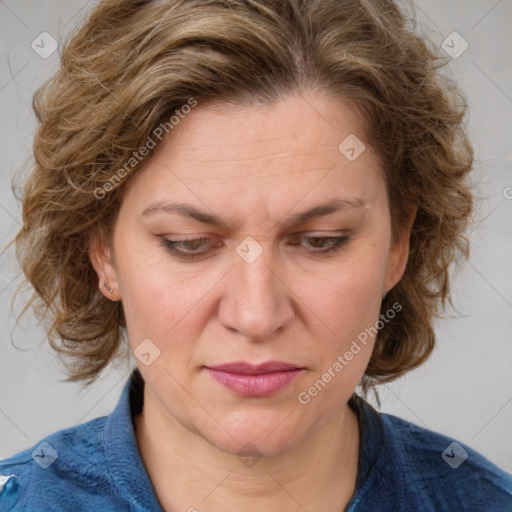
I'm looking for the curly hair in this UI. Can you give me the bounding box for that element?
[10,0,474,392]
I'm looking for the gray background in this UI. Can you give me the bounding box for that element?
[1,0,511,473]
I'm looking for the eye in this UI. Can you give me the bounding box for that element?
[161,236,215,259]
[289,234,350,254]
[161,233,351,260]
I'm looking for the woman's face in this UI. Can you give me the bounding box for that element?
[93,91,412,457]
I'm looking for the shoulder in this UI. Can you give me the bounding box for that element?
[0,416,124,511]
[381,410,512,511]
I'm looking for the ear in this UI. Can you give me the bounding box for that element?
[383,205,417,293]
[88,228,121,301]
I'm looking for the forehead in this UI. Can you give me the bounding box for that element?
[164,92,370,167]
[121,91,386,217]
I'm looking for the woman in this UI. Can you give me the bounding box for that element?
[1,0,511,510]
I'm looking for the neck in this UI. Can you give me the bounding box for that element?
[134,386,360,512]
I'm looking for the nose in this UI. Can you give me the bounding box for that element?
[218,242,295,341]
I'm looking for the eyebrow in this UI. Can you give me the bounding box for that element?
[141,197,366,228]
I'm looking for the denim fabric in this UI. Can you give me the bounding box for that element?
[1,369,511,511]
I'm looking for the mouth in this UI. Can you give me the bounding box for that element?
[203,361,305,397]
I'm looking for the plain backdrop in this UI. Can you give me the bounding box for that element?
[0,0,511,474]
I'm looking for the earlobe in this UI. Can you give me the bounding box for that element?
[88,232,121,301]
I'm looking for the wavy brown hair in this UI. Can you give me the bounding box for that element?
[10,0,473,392]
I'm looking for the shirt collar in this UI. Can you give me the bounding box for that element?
[346,393,409,509]
[104,369,163,511]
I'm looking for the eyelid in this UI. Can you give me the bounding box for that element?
[289,230,350,238]
[160,231,351,259]
[163,230,350,244]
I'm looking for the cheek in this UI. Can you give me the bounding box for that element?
[114,246,200,348]
[297,272,381,410]
[302,253,386,339]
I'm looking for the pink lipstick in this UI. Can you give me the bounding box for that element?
[204,361,304,397]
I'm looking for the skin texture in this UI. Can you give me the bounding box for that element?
[90,90,415,511]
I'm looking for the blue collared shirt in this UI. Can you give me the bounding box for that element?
[1,369,511,511]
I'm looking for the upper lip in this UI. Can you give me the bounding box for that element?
[205,361,303,375]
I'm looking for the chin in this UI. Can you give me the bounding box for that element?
[200,410,307,460]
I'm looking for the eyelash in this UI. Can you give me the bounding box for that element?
[160,234,350,259]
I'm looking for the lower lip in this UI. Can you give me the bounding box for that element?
[204,368,303,397]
